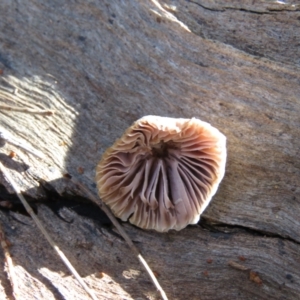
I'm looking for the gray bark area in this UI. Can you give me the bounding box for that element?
[0,0,299,299]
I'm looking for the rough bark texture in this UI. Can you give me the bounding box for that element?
[0,0,299,299]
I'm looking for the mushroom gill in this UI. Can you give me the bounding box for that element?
[95,116,226,232]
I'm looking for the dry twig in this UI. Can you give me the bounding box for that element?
[0,127,168,299]
[0,162,98,300]
[0,222,19,300]
[72,178,169,300]
[228,260,249,271]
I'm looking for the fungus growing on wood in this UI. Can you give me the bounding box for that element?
[96,116,226,232]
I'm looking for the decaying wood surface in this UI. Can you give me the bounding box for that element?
[0,0,299,299]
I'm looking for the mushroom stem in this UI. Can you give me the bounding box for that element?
[151,140,178,158]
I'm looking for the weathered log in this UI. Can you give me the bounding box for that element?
[0,0,299,299]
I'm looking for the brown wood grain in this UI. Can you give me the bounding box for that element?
[0,0,299,299]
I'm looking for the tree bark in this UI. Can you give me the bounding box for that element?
[0,0,299,299]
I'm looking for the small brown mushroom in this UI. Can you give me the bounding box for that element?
[96,116,226,232]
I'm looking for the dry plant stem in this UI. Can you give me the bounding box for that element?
[0,104,55,116]
[73,178,168,300]
[228,261,249,271]
[0,222,19,300]
[0,162,98,300]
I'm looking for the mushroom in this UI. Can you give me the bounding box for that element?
[95,116,226,232]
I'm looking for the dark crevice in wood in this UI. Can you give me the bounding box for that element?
[201,218,300,246]
[0,182,113,227]
[2,180,299,248]
[187,1,299,14]
[187,1,225,13]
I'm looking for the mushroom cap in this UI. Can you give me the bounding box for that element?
[96,116,226,232]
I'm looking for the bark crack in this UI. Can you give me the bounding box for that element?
[201,219,300,246]
[187,0,300,14]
